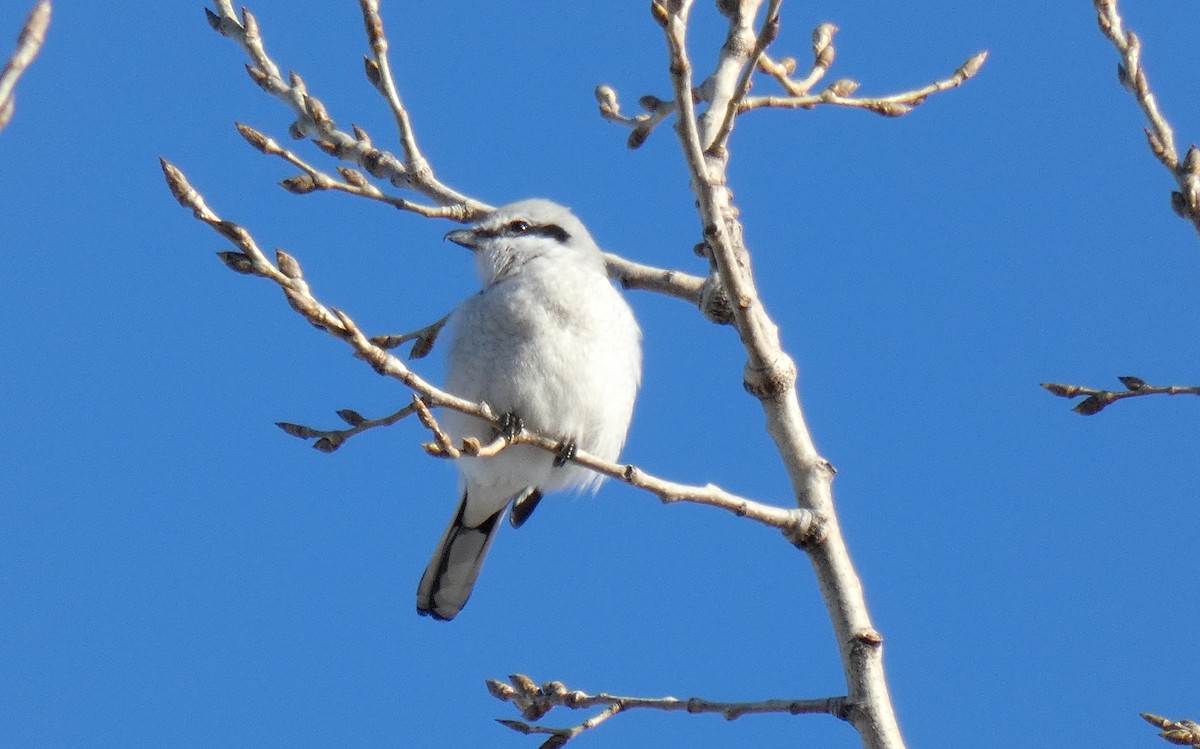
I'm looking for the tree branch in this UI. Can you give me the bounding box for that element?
[183,4,989,747]
[1143,712,1200,748]
[371,313,451,360]
[487,673,847,749]
[1040,376,1200,415]
[159,157,809,540]
[205,3,714,316]
[0,0,50,133]
[1091,0,1200,236]
[741,48,987,117]
[629,1,986,746]
[206,0,486,219]
[276,402,419,453]
[595,13,987,148]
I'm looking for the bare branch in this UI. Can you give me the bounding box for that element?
[371,313,451,360]
[233,121,459,218]
[741,48,987,117]
[1092,0,1200,236]
[0,0,50,132]
[160,158,809,539]
[205,2,487,220]
[761,23,838,97]
[186,6,988,747]
[707,0,783,155]
[208,4,716,314]
[1041,376,1200,415]
[276,402,419,453]
[1142,712,1200,748]
[356,0,439,191]
[593,84,676,149]
[410,385,810,536]
[646,1,985,745]
[488,673,847,748]
[604,253,705,305]
[596,10,987,147]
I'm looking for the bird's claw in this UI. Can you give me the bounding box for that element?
[553,438,577,468]
[498,411,524,442]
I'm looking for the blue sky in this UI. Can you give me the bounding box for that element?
[2,1,1198,747]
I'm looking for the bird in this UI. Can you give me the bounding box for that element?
[416,199,643,621]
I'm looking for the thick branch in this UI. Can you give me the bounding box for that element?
[1092,0,1200,236]
[1041,376,1200,415]
[488,673,846,748]
[656,2,925,747]
[0,0,50,132]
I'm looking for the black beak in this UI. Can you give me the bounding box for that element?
[444,228,478,249]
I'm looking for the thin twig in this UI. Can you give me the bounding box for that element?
[208,3,717,315]
[276,402,419,453]
[357,0,441,192]
[489,674,847,748]
[206,1,486,220]
[235,114,719,312]
[1041,376,1200,415]
[233,121,454,217]
[1092,0,1200,236]
[593,84,676,150]
[0,0,50,132]
[371,313,451,360]
[160,158,810,540]
[741,49,987,117]
[1142,712,1200,748]
[760,23,838,97]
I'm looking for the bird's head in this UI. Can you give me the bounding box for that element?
[445,199,605,286]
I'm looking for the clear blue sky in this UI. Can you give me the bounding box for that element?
[2,2,1198,747]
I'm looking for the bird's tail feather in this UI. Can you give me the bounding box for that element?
[416,492,505,621]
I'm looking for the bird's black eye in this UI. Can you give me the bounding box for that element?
[505,219,532,235]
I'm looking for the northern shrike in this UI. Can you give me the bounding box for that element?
[417,199,642,620]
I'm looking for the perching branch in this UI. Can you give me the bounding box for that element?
[1092,0,1200,236]
[1143,712,1200,748]
[160,157,809,540]
[0,0,50,133]
[411,394,811,536]
[1041,376,1200,415]
[487,673,846,749]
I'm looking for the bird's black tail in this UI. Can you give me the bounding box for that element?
[416,492,505,621]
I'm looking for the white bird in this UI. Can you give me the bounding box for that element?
[417,199,642,620]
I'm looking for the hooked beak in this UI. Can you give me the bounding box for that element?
[444,227,478,250]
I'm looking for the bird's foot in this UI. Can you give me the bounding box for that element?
[498,411,524,442]
[552,438,577,468]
